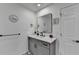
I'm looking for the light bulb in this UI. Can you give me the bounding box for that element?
[37,4,41,6]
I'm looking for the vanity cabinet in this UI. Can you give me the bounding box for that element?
[28,37,56,55]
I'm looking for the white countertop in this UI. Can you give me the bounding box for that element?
[28,34,56,43]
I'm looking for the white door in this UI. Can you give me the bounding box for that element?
[60,4,79,55]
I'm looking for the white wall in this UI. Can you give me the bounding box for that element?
[37,3,74,54]
[0,3,36,55]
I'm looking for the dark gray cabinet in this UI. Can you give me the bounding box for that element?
[28,37,56,55]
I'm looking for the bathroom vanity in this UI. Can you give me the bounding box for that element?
[27,13,56,55]
[28,35,56,55]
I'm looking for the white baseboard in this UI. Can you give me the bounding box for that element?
[17,50,28,55]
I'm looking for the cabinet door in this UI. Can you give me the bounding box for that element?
[29,38,38,55]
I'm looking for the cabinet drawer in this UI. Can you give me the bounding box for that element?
[29,38,38,55]
[40,41,49,49]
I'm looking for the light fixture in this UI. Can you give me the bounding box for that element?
[37,4,41,7]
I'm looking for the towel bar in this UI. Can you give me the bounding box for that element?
[0,33,20,37]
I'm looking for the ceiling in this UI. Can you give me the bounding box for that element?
[20,3,53,12]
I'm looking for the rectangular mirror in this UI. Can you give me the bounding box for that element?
[37,13,53,34]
